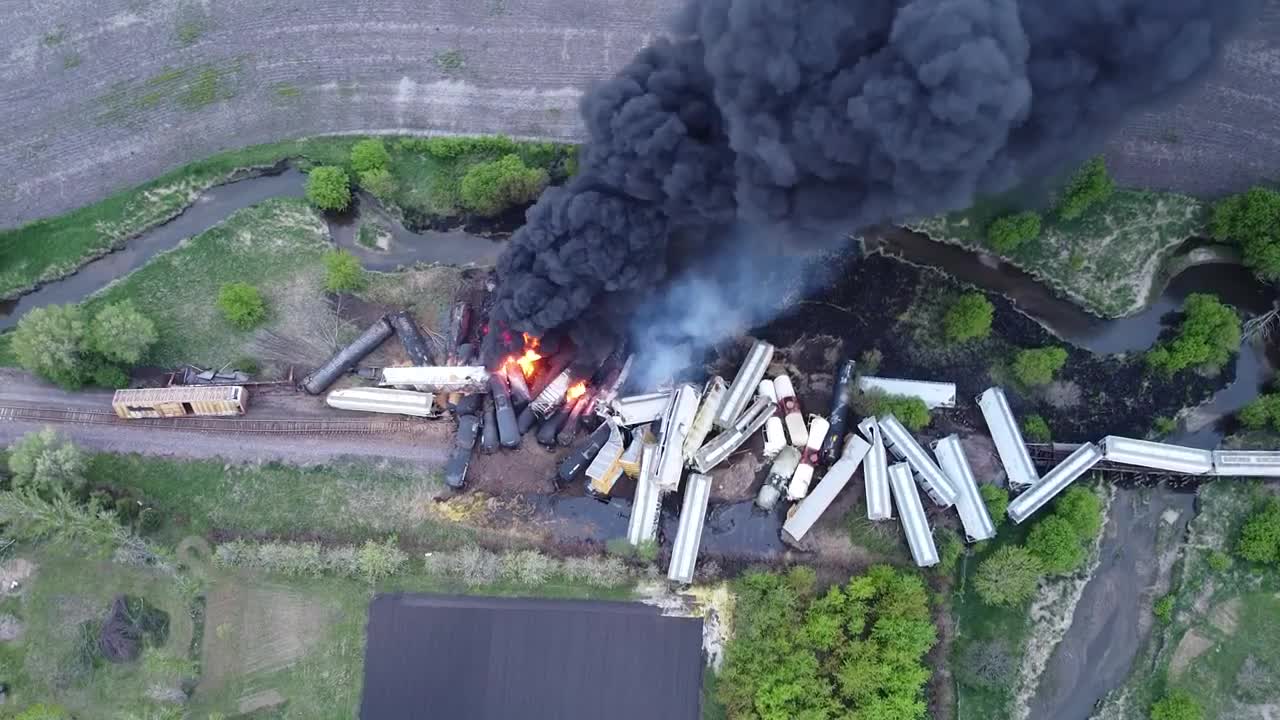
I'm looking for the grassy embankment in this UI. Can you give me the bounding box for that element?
[0,454,639,718]
[912,189,1209,317]
[1094,481,1280,720]
[0,134,573,300]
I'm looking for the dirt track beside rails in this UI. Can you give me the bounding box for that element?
[3,0,1280,228]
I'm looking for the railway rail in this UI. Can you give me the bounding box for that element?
[0,404,433,436]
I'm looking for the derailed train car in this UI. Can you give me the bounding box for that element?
[113,386,247,418]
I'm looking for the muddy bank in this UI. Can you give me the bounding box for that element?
[1028,486,1196,720]
[0,167,505,330]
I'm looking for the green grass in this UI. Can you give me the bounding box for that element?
[952,522,1035,720]
[88,453,469,547]
[356,221,387,249]
[1095,482,1280,719]
[435,49,465,71]
[177,67,235,109]
[0,545,199,717]
[912,189,1209,317]
[81,197,331,368]
[41,30,65,46]
[0,135,571,302]
[61,52,81,70]
[94,58,246,127]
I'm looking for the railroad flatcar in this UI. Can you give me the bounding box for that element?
[325,387,436,418]
[112,386,247,419]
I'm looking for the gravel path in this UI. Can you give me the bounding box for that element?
[0,369,452,466]
[3,1,1278,229]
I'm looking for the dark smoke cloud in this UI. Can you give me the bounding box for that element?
[485,0,1251,366]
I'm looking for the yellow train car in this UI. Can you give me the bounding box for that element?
[112,386,248,419]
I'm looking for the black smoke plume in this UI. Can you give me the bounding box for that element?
[485,0,1251,371]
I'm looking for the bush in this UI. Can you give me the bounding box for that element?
[1147,293,1241,375]
[90,300,157,365]
[1022,414,1051,443]
[974,546,1043,607]
[0,489,120,545]
[1211,186,1280,281]
[1027,516,1088,575]
[1207,550,1231,572]
[936,530,965,575]
[980,484,1009,526]
[1239,393,1280,432]
[1236,498,1280,565]
[9,428,87,498]
[429,546,502,586]
[986,211,1042,252]
[858,348,883,374]
[957,640,1016,690]
[356,537,407,583]
[216,282,267,329]
[324,250,366,293]
[403,135,520,160]
[138,507,162,534]
[1013,346,1068,386]
[717,566,935,719]
[11,304,89,388]
[562,556,629,587]
[500,549,555,586]
[358,168,397,202]
[944,292,994,343]
[1055,486,1104,541]
[1153,594,1175,624]
[458,154,548,216]
[859,390,931,431]
[350,138,390,174]
[14,704,72,720]
[305,165,351,211]
[1153,416,1177,437]
[1057,155,1114,221]
[1151,689,1203,720]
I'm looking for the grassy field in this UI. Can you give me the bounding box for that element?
[1095,481,1280,720]
[0,545,200,717]
[952,521,1035,720]
[0,536,638,719]
[81,197,335,370]
[0,134,572,300]
[88,453,471,548]
[912,189,1209,317]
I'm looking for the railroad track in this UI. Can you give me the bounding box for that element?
[0,404,431,436]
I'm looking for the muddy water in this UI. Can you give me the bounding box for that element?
[1027,486,1197,720]
[874,230,1277,448]
[0,168,500,330]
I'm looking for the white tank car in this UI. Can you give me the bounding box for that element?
[326,387,436,418]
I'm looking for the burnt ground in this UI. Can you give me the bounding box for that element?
[752,253,1229,448]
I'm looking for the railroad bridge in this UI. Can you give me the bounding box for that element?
[1027,442,1236,485]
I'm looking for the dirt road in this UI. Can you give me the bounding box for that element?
[3,0,1278,228]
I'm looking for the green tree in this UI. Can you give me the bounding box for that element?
[980,484,1009,527]
[1013,346,1068,386]
[1153,594,1175,624]
[459,154,548,216]
[305,165,351,211]
[860,391,931,432]
[1147,293,1241,375]
[1210,186,1280,281]
[1151,689,1203,720]
[1022,414,1051,443]
[1236,498,1280,565]
[1057,156,1114,221]
[986,211,1042,253]
[1054,481,1105,538]
[90,300,157,365]
[358,167,397,202]
[944,293,994,343]
[11,304,88,388]
[324,250,366,292]
[350,138,391,174]
[356,537,407,583]
[9,428,87,497]
[936,530,965,575]
[1026,516,1087,575]
[974,546,1043,607]
[1239,393,1280,431]
[0,489,119,546]
[1055,486,1103,541]
[216,282,267,329]
[717,566,936,720]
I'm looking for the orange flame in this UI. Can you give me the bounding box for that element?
[567,382,587,402]
[514,333,543,378]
